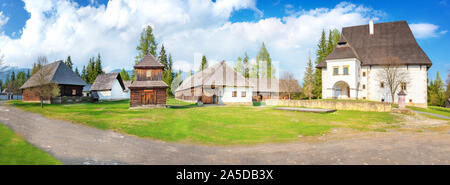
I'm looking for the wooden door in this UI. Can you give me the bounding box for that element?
[141,90,156,105]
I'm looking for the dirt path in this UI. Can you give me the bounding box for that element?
[413,110,450,119]
[0,103,449,165]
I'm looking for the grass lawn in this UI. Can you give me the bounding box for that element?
[8,98,399,145]
[0,123,61,165]
[408,106,450,118]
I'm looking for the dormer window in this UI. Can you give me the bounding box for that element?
[337,41,347,46]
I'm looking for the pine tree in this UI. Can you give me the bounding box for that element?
[234,56,244,76]
[200,55,208,71]
[95,53,104,76]
[429,72,445,106]
[120,69,130,81]
[158,44,168,70]
[15,71,26,88]
[81,66,87,83]
[11,71,15,81]
[133,26,158,81]
[243,52,250,78]
[86,57,96,84]
[446,76,450,102]
[302,52,314,99]
[26,69,30,79]
[256,42,273,78]
[164,54,174,96]
[312,30,327,99]
[75,67,80,77]
[65,56,73,70]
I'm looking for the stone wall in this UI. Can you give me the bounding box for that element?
[265,99,392,112]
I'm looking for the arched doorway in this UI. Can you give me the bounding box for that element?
[333,81,350,99]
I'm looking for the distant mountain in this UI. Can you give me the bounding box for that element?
[110,69,133,79]
[0,66,31,82]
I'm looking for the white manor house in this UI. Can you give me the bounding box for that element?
[316,20,432,107]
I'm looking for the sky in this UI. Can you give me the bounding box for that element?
[0,0,449,82]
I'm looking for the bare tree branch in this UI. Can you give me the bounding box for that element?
[33,56,60,108]
[376,56,409,103]
[280,72,301,100]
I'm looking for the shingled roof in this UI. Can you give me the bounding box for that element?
[134,54,164,68]
[317,21,432,68]
[248,78,302,93]
[90,73,125,91]
[20,61,87,89]
[176,61,252,92]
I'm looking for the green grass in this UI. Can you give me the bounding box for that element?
[7,98,399,145]
[408,106,450,118]
[0,123,61,165]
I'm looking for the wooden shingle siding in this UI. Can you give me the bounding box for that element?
[129,53,168,108]
[136,69,162,81]
[22,87,42,102]
[22,85,83,102]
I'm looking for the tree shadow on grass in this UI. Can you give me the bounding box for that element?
[166,104,198,109]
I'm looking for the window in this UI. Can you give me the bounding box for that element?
[358,68,361,77]
[380,82,384,88]
[72,89,76,95]
[362,72,366,77]
[232,91,237,97]
[362,84,366,89]
[146,70,152,78]
[343,66,349,75]
[333,67,339,75]
[401,82,407,91]
[241,91,246,97]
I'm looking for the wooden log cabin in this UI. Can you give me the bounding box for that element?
[129,54,169,108]
[20,60,87,102]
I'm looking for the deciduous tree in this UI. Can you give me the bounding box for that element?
[33,56,60,108]
[376,56,409,104]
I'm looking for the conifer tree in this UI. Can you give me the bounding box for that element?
[200,55,208,71]
[312,30,327,99]
[81,66,87,83]
[302,52,314,99]
[243,52,250,78]
[133,25,158,81]
[234,56,244,76]
[120,69,130,81]
[256,42,273,78]
[75,67,80,77]
[65,56,73,70]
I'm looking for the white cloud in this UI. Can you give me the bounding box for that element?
[410,23,447,39]
[0,11,9,28]
[0,0,436,82]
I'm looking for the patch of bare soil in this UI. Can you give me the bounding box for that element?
[399,113,449,129]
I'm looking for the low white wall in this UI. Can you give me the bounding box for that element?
[220,87,252,103]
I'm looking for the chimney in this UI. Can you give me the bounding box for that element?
[369,20,374,35]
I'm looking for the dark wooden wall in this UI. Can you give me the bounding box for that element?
[59,85,83,97]
[135,69,163,81]
[130,88,167,107]
[23,85,84,102]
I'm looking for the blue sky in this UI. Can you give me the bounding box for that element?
[0,0,448,82]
